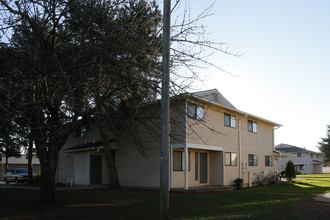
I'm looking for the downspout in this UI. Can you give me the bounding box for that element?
[272,126,281,172]
[238,114,248,179]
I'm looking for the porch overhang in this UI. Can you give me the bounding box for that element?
[63,141,103,153]
[171,143,224,152]
[273,150,296,158]
[313,160,324,165]
[171,143,224,191]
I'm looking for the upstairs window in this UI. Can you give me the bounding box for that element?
[297,153,304,157]
[224,113,236,128]
[80,126,87,136]
[188,103,205,121]
[265,156,273,166]
[248,154,258,166]
[248,120,258,133]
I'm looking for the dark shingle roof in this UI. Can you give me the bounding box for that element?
[275,143,320,154]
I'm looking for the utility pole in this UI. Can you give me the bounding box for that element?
[160,0,171,219]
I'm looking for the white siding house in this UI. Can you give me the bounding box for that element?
[275,144,323,174]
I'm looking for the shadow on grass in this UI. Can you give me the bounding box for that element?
[0,187,316,220]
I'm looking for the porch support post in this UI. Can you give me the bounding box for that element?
[184,145,188,190]
[222,151,225,185]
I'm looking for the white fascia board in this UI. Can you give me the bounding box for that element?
[171,143,224,152]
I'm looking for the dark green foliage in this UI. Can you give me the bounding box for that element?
[279,171,286,180]
[318,124,330,166]
[285,161,296,181]
[234,177,243,189]
[0,0,164,202]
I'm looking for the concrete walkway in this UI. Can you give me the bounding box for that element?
[313,192,330,203]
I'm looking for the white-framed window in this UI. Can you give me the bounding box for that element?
[188,102,205,121]
[297,153,304,157]
[224,113,236,128]
[248,120,257,133]
[173,151,190,171]
[265,155,273,166]
[248,154,258,166]
[80,126,87,136]
[225,152,237,166]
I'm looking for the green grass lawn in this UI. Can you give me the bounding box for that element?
[1,174,329,220]
[247,173,330,195]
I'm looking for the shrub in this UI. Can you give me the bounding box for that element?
[278,171,286,180]
[234,178,243,190]
[253,171,277,186]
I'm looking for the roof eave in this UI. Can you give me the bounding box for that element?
[187,96,282,127]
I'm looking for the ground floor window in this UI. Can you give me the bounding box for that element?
[265,155,273,166]
[173,151,190,171]
[248,154,258,166]
[225,152,237,166]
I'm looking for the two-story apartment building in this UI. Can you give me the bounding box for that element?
[57,89,281,189]
[275,144,323,174]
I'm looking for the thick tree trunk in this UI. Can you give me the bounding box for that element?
[27,137,33,184]
[35,137,60,204]
[40,164,56,204]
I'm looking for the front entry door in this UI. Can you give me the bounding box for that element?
[200,153,208,184]
[90,155,102,185]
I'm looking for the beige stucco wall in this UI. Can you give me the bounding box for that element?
[209,151,223,185]
[171,149,212,188]
[117,145,160,188]
[171,148,224,188]
[185,100,276,186]
[116,101,187,188]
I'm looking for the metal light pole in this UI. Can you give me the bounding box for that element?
[160,0,171,219]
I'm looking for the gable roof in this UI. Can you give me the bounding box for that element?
[275,143,321,154]
[187,89,281,127]
[192,89,236,109]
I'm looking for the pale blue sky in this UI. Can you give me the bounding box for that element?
[181,0,330,152]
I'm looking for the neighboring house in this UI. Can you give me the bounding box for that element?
[275,143,323,174]
[0,156,40,181]
[57,89,281,189]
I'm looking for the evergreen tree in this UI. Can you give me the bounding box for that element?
[318,124,330,166]
[285,160,296,181]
